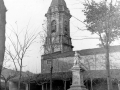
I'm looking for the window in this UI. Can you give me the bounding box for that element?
[64,21,68,36]
[64,21,68,32]
[51,20,56,33]
[47,60,52,64]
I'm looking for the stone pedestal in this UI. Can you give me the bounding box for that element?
[68,51,88,90]
[68,65,87,90]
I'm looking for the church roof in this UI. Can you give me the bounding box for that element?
[84,69,120,80]
[50,0,67,7]
[42,45,120,60]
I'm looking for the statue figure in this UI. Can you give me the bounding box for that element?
[74,51,81,66]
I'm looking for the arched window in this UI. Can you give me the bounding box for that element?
[64,21,68,31]
[64,21,68,36]
[51,20,56,33]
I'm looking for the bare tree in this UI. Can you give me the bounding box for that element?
[6,23,39,90]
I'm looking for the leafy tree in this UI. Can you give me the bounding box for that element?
[83,1,120,46]
[82,0,120,90]
[1,68,17,90]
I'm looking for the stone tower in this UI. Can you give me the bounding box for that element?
[44,0,73,54]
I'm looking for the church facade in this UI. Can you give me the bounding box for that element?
[40,0,120,90]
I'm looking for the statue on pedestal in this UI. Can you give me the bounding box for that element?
[68,51,88,90]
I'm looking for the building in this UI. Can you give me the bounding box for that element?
[39,45,120,90]
[36,0,120,90]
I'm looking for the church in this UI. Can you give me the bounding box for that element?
[32,0,120,90]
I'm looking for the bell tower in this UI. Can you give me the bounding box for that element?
[44,0,73,54]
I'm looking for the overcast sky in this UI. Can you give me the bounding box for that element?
[3,0,119,73]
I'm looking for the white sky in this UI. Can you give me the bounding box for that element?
[3,0,120,73]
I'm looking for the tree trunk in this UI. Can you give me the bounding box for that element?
[106,1,113,90]
[42,84,44,90]
[29,83,30,90]
[90,78,93,90]
[50,35,53,90]
[106,42,112,90]
[106,31,112,90]
[64,80,67,90]
[50,66,53,90]
[18,60,23,90]
[18,71,21,90]
[0,78,1,90]
[4,80,7,90]
[46,83,47,90]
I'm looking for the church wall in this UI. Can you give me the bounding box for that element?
[41,51,120,73]
[41,57,73,73]
[81,51,120,70]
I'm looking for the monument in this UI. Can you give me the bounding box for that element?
[68,51,88,90]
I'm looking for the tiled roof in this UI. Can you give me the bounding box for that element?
[78,45,120,55]
[42,45,120,60]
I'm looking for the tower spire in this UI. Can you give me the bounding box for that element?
[50,0,67,7]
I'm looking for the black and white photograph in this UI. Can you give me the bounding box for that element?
[0,0,120,90]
